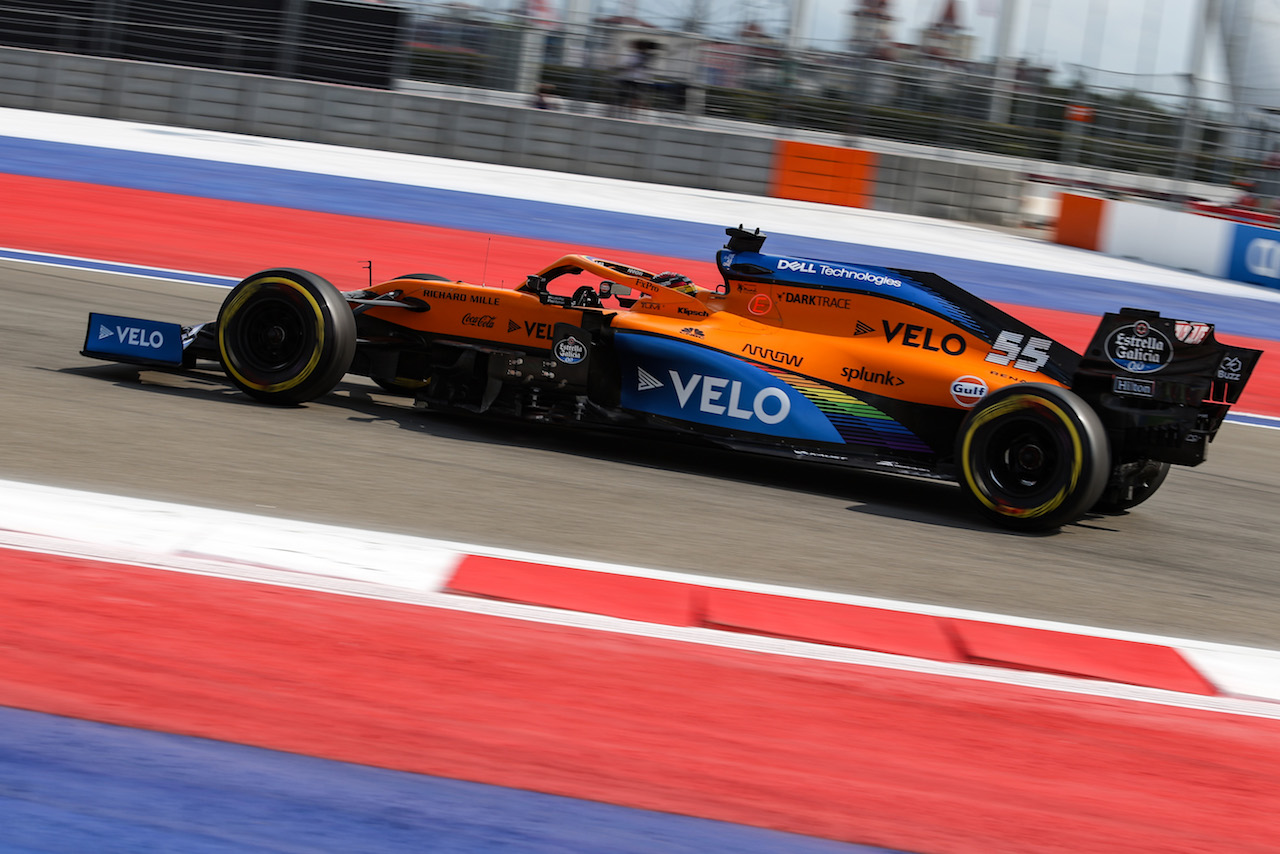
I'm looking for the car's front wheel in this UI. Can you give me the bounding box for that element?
[956,383,1110,531]
[217,268,356,405]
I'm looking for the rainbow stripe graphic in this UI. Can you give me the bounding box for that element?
[758,364,934,453]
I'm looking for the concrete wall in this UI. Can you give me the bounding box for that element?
[0,46,1027,224]
[873,154,1022,225]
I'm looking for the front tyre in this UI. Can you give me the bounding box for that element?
[956,383,1110,531]
[217,269,356,405]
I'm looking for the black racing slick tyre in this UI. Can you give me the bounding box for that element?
[956,383,1110,531]
[1092,460,1171,513]
[217,269,356,405]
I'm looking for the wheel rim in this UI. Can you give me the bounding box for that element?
[980,416,1068,500]
[230,296,313,375]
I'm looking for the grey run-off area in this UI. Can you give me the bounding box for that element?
[4,260,1280,649]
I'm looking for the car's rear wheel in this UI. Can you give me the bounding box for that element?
[217,268,356,405]
[1092,459,1171,513]
[956,383,1110,531]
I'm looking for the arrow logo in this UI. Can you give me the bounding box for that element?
[507,319,520,333]
[637,366,663,391]
[98,325,114,340]
[854,320,874,336]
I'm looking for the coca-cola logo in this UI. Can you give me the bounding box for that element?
[462,313,495,328]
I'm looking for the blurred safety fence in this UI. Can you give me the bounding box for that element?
[400,7,1273,196]
[0,43,1022,225]
[1,0,1274,199]
[0,0,408,88]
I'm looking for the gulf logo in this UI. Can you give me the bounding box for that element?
[950,375,989,408]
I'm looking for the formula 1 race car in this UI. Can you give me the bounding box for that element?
[83,226,1261,530]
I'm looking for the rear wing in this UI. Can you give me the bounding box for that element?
[1072,308,1262,466]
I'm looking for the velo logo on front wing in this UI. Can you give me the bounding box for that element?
[99,323,166,349]
[641,369,791,425]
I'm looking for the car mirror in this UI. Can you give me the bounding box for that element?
[607,282,631,297]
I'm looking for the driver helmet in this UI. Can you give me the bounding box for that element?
[653,271,697,294]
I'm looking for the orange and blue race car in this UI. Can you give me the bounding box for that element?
[83,226,1262,530]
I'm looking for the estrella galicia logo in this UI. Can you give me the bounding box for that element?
[1103,320,1172,374]
[554,336,586,365]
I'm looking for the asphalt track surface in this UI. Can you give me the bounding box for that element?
[5,260,1280,649]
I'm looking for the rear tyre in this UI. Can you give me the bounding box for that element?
[217,269,356,405]
[956,383,1110,531]
[1092,460,1171,513]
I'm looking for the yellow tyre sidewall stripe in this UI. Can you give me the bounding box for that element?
[219,277,326,394]
[960,394,1084,520]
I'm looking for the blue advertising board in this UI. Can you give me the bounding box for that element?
[1226,222,1280,290]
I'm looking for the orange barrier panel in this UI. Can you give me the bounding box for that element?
[1053,192,1107,250]
[770,141,877,208]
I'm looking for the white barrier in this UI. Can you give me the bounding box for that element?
[1102,199,1234,278]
